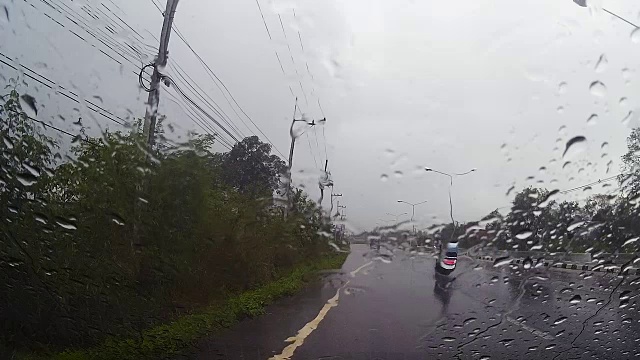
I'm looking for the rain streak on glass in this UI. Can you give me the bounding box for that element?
[3,0,640,359]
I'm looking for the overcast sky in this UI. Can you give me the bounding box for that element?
[2,0,640,231]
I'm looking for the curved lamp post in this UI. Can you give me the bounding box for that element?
[397,200,428,233]
[425,167,476,243]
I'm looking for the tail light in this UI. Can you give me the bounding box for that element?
[443,258,457,266]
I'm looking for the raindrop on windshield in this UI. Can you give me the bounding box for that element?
[380,174,389,182]
[558,82,568,95]
[562,136,587,160]
[18,94,38,117]
[595,54,608,73]
[569,295,582,304]
[463,317,477,326]
[3,135,14,149]
[522,257,533,269]
[553,316,568,325]
[23,163,41,177]
[586,114,598,126]
[16,173,38,186]
[55,217,78,231]
[493,256,511,268]
[589,81,606,97]
[515,229,533,240]
[110,213,126,226]
[632,27,640,43]
[620,290,631,301]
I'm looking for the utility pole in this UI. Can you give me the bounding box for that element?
[318,159,332,205]
[330,192,342,216]
[286,100,325,211]
[143,0,179,148]
[135,0,179,251]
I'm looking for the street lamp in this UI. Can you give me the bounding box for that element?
[424,167,476,243]
[397,200,428,233]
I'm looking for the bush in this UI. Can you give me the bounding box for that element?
[0,89,340,356]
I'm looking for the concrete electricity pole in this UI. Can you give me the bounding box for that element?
[143,0,179,148]
[135,0,179,251]
[330,192,342,216]
[285,100,325,210]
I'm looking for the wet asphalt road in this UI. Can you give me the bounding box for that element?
[183,244,640,360]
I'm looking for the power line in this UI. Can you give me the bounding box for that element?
[168,80,239,146]
[275,51,286,75]
[306,62,314,80]
[277,12,310,110]
[99,1,157,51]
[164,75,241,144]
[168,62,243,134]
[306,131,318,169]
[278,14,293,63]
[164,92,234,150]
[5,109,100,146]
[490,174,627,213]
[165,22,287,159]
[163,88,234,150]
[0,53,127,127]
[317,98,326,117]
[559,174,623,194]
[149,0,164,15]
[313,125,323,164]
[22,0,149,77]
[89,4,156,55]
[322,126,328,163]
[167,63,246,140]
[65,1,155,60]
[37,0,151,63]
[253,0,272,40]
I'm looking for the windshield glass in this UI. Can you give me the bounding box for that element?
[2,0,640,359]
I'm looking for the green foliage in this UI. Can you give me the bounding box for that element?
[0,89,341,358]
[20,253,347,360]
[451,120,640,252]
[459,185,640,253]
[220,135,287,198]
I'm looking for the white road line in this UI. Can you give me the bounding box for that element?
[350,261,373,277]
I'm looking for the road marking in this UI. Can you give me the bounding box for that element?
[269,280,349,360]
[269,260,372,359]
[350,261,373,277]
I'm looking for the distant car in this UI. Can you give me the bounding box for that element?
[435,242,458,275]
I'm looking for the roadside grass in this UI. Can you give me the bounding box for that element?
[21,253,348,360]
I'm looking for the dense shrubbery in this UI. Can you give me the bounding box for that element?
[0,89,338,355]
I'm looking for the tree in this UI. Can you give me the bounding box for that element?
[0,89,337,353]
[621,127,640,196]
[220,136,287,198]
